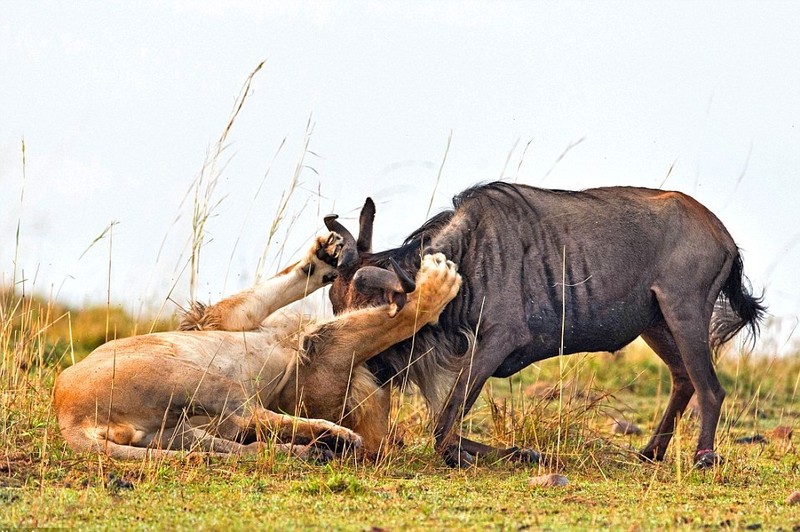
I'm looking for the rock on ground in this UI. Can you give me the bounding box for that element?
[771,426,793,440]
[610,419,642,435]
[529,473,569,488]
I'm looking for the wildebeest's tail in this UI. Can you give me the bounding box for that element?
[709,252,767,351]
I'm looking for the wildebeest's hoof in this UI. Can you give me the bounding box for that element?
[442,447,476,468]
[694,450,723,469]
[636,447,665,463]
[506,446,541,464]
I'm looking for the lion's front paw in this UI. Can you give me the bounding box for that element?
[310,422,364,458]
[322,423,364,450]
[299,232,343,284]
[314,232,344,267]
[414,253,462,325]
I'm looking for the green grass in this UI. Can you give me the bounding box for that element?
[2,307,799,530]
[1,435,798,530]
[3,68,798,529]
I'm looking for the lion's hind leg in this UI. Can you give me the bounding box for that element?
[67,414,338,460]
[251,408,363,453]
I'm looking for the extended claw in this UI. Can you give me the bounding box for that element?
[315,232,344,267]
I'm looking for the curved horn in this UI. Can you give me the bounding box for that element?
[324,214,358,269]
[353,265,410,316]
[356,197,376,253]
[389,258,416,293]
[353,266,403,294]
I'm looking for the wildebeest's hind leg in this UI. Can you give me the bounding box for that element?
[639,320,695,462]
[652,286,726,468]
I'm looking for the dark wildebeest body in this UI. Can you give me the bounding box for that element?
[326,182,765,467]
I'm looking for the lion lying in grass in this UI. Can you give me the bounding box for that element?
[54,232,461,460]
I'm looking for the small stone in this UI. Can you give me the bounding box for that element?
[610,419,642,436]
[528,473,569,488]
[771,426,793,440]
[787,490,800,505]
[524,382,560,401]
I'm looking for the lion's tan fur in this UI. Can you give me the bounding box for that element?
[54,233,460,460]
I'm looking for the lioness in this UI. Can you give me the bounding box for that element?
[54,233,461,460]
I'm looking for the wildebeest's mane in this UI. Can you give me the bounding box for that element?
[367,182,535,268]
[370,181,583,270]
[402,209,455,246]
[454,180,578,219]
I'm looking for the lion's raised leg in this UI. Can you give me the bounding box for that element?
[180,232,343,331]
[305,253,461,369]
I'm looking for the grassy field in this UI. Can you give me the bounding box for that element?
[1,287,799,530]
[2,90,798,529]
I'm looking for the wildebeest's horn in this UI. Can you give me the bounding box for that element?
[389,258,416,293]
[324,214,358,269]
[357,197,376,253]
[353,266,403,294]
[352,265,410,315]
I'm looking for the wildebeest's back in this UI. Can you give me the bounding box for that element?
[424,183,736,375]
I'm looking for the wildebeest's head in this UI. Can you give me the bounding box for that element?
[325,198,417,317]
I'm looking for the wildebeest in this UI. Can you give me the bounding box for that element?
[325,182,765,468]
[54,233,461,460]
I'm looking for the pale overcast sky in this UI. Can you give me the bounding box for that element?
[1,1,798,350]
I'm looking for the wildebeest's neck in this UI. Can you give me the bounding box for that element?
[366,209,456,272]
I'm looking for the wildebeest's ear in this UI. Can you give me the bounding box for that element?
[324,214,358,270]
[357,197,376,253]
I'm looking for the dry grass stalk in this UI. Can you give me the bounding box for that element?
[188,60,265,299]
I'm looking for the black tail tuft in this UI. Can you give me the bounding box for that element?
[710,253,767,351]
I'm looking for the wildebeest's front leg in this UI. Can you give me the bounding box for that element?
[434,325,540,468]
[180,232,343,331]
